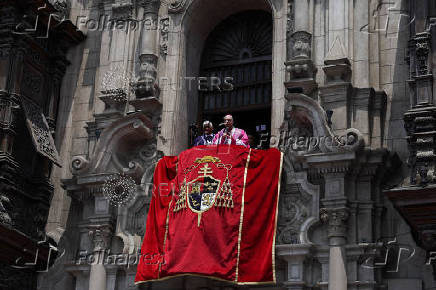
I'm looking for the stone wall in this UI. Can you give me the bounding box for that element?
[40,0,436,289]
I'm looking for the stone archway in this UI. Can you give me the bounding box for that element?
[159,0,287,155]
[197,10,273,145]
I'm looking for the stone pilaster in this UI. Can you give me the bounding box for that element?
[320,207,349,290]
[88,224,112,290]
[133,0,161,99]
[319,37,352,136]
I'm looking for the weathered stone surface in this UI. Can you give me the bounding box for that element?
[21,0,436,289]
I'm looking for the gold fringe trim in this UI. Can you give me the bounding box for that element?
[135,273,276,286]
[234,148,251,282]
[158,199,173,278]
[272,151,284,283]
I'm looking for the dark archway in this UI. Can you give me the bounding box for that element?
[197,10,273,146]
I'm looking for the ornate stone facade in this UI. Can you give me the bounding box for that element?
[0,0,430,290]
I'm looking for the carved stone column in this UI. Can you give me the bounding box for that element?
[133,0,161,99]
[320,207,349,290]
[88,225,112,290]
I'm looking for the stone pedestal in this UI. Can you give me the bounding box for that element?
[277,244,313,290]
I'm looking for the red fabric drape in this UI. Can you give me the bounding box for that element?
[135,145,283,285]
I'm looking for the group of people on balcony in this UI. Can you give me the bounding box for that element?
[194,114,251,148]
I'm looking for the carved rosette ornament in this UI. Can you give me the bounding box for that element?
[88,225,112,251]
[320,208,349,240]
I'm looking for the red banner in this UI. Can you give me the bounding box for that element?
[135,145,283,285]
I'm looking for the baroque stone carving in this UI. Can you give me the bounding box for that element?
[280,105,314,153]
[277,184,311,244]
[404,109,436,185]
[286,0,294,35]
[291,31,311,59]
[285,31,317,94]
[320,207,349,240]
[404,31,435,185]
[414,32,431,76]
[71,156,90,175]
[88,225,112,251]
[160,17,169,55]
[112,1,133,20]
[134,54,159,98]
[167,0,188,13]
[280,93,364,157]
[0,193,12,227]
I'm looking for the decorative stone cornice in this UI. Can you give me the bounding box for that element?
[323,37,351,84]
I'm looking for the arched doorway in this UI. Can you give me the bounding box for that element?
[197,10,273,146]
